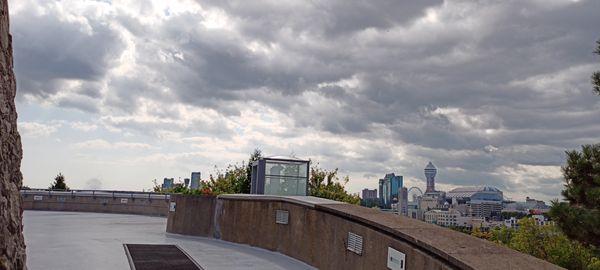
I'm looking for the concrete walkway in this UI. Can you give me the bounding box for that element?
[23,211,315,270]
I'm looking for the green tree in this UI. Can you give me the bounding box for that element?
[490,226,515,246]
[549,144,600,248]
[152,150,261,195]
[152,179,211,195]
[450,217,599,269]
[49,173,69,190]
[510,218,598,270]
[471,227,492,241]
[308,165,360,204]
[206,149,261,194]
[151,151,361,204]
[593,40,600,95]
[205,164,248,195]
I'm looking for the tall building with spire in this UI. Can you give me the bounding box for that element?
[424,162,437,193]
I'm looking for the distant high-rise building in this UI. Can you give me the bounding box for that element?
[361,188,379,208]
[424,162,437,193]
[378,173,403,209]
[162,178,174,189]
[184,178,190,188]
[398,187,408,216]
[190,172,201,190]
[361,188,377,200]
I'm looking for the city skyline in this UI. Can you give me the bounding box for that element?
[10,0,600,203]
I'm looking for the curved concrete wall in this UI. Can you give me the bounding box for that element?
[167,194,561,270]
[21,191,170,216]
[166,194,215,235]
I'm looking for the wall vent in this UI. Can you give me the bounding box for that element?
[275,210,289,224]
[347,232,363,255]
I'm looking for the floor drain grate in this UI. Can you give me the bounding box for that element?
[123,244,203,270]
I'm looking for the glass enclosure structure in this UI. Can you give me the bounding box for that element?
[250,156,310,196]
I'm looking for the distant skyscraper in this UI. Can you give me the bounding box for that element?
[424,162,437,193]
[378,173,403,209]
[162,178,174,189]
[398,187,408,216]
[184,178,190,188]
[190,172,201,190]
[361,188,377,200]
[361,188,379,207]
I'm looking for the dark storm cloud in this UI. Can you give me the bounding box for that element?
[10,0,600,200]
[202,0,442,38]
[12,3,124,101]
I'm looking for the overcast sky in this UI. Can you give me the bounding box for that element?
[9,0,600,201]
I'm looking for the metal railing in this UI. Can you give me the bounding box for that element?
[20,188,170,200]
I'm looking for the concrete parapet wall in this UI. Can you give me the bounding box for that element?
[167,194,215,236]
[21,191,169,216]
[167,194,562,270]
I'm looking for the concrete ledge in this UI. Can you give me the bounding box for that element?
[315,204,559,270]
[21,191,170,216]
[168,195,562,270]
[217,194,344,208]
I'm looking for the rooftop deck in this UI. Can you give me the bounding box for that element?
[23,211,315,270]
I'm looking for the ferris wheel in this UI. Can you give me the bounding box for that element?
[407,187,423,203]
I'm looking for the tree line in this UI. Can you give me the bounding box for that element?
[153,149,360,204]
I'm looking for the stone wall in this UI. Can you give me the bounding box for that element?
[0,0,26,269]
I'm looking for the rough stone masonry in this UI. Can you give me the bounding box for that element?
[0,0,26,269]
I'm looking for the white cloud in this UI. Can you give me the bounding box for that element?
[11,0,600,200]
[71,139,153,150]
[493,164,563,201]
[509,64,597,98]
[495,164,562,183]
[70,121,98,132]
[18,121,60,137]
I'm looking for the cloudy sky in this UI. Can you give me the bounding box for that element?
[9,0,600,201]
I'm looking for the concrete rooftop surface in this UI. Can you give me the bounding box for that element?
[23,210,316,270]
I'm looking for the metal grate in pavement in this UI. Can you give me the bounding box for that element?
[123,244,203,270]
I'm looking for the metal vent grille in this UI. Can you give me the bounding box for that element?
[347,232,363,255]
[124,244,203,270]
[275,210,289,224]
